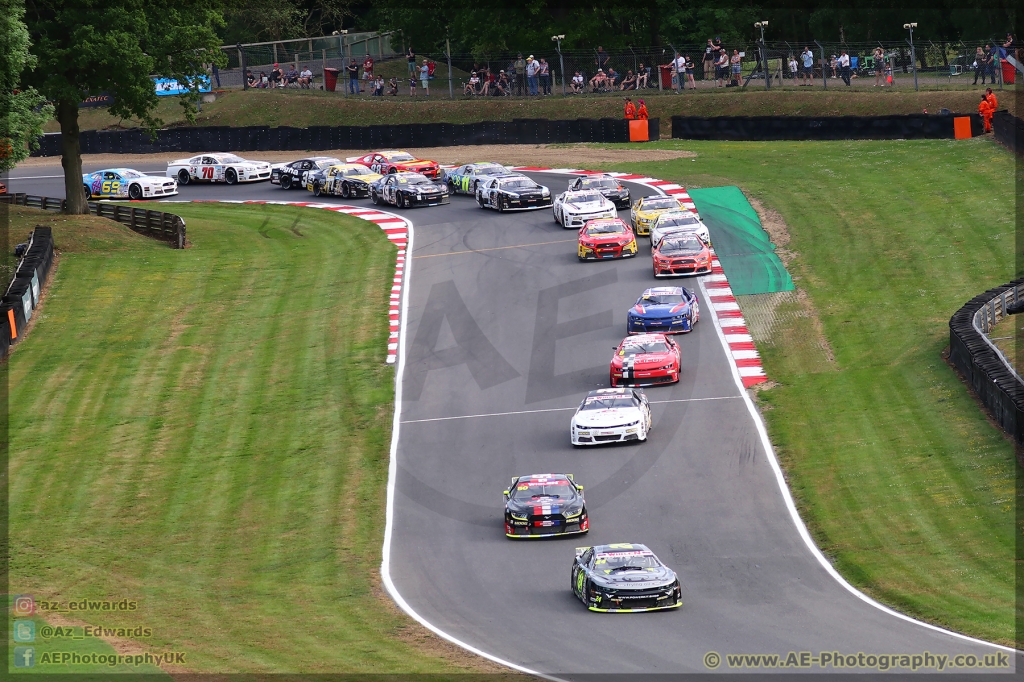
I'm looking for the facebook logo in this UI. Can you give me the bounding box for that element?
[14,646,35,668]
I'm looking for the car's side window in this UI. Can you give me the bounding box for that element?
[583,548,594,568]
[104,172,118,180]
[189,156,202,164]
[202,157,215,165]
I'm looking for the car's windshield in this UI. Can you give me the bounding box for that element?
[511,479,575,501]
[219,155,245,164]
[582,178,619,189]
[122,170,143,178]
[595,551,661,570]
[586,221,626,235]
[569,192,603,204]
[474,163,502,173]
[316,158,342,169]
[396,174,430,185]
[639,291,685,305]
[580,396,635,410]
[500,177,537,189]
[643,198,680,211]
[620,340,669,356]
[386,152,415,162]
[342,166,374,177]
[660,236,704,253]
[657,214,699,228]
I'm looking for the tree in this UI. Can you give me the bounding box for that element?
[23,0,225,213]
[0,0,51,173]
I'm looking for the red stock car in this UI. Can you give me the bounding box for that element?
[577,218,638,261]
[609,333,681,388]
[652,233,713,277]
[347,150,440,179]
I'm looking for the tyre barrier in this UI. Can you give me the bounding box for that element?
[29,118,658,156]
[1,193,186,249]
[1,224,54,358]
[948,278,1024,448]
[671,113,984,141]
[992,110,1023,156]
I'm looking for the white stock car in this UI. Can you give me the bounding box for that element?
[570,388,652,446]
[166,153,272,185]
[553,190,618,229]
[649,211,710,250]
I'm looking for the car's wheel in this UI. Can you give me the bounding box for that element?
[177,169,190,185]
[340,182,351,198]
[387,167,396,174]
[225,168,238,185]
[653,264,659,278]
[553,207,560,224]
[370,189,380,205]
[83,185,92,200]
[281,174,293,190]
[312,181,323,197]
[128,184,142,200]
[476,195,485,208]
[497,196,505,213]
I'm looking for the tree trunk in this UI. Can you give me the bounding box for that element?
[58,98,88,214]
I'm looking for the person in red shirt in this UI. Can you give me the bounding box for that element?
[362,54,374,90]
[623,97,636,119]
[636,99,649,119]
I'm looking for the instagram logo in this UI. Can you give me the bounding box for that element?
[13,595,35,616]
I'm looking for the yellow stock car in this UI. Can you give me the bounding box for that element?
[306,163,383,199]
[630,195,686,236]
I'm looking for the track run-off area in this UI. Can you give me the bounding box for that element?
[9,165,1018,677]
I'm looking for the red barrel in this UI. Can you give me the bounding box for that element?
[660,64,674,89]
[1000,59,1015,85]
[323,67,340,92]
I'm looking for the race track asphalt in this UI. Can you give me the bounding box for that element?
[9,165,1017,678]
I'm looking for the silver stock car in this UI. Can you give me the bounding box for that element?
[553,189,618,228]
[443,162,513,195]
[570,388,652,446]
[475,174,552,211]
[571,543,682,612]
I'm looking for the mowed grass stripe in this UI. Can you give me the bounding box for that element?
[9,204,473,673]
[608,137,1016,644]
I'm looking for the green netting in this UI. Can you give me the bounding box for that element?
[689,186,794,296]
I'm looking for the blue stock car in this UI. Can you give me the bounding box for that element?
[443,162,513,195]
[626,287,700,335]
[82,168,178,200]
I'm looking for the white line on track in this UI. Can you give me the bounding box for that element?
[7,171,166,180]
[400,395,743,424]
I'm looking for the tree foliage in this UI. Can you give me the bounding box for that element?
[0,0,52,172]
[222,0,357,43]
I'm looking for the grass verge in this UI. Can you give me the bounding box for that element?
[598,137,1018,645]
[6,204,487,674]
[49,87,1014,134]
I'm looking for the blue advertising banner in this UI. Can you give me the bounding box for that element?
[153,76,211,96]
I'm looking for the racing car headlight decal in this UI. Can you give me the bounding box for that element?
[659,364,675,370]
[509,512,528,521]
[542,188,550,196]
[625,420,640,427]
[563,508,582,519]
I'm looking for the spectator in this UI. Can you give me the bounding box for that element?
[347,58,359,94]
[986,86,998,113]
[829,55,838,79]
[637,62,649,88]
[665,51,685,92]
[1004,33,1017,62]
[730,49,742,86]
[259,71,269,88]
[420,59,430,95]
[571,70,584,93]
[406,47,416,76]
[286,65,299,87]
[636,99,648,119]
[623,97,636,119]
[480,68,492,96]
[245,69,256,88]
[373,75,385,96]
[703,39,716,80]
[589,68,608,92]
[363,53,374,82]
[539,58,551,95]
[596,45,609,71]
[299,65,312,88]
[493,70,510,96]
[465,71,480,95]
[874,47,886,86]
[514,53,526,95]
[684,55,696,89]
[271,63,283,88]
[620,70,637,90]
[606,66,618,88]
[715,48,728,87]
[387,77,398,96]
[800,47,815,86]
[983,45,996,84]
[789,55,798,81]
[427,59,436,78]
[839,50,851,86]
[212,63,220,88]
[526,55,540,95]
[971,46,985,85]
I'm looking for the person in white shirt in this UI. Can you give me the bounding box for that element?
[571,71,584,93]
[674,52,685,92]
[464,72,480,95]
[800,47,815,86]
[789,55,799,81]
[298,67,312,88]
[838,50,852,86]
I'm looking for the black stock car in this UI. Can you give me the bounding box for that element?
[504,474,589,538]
[571,543,682,612]
[568,174,631,209]
[271,156,342,189]
[476,174,552,211]
[370,172,450,208]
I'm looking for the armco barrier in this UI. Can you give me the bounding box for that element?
[671,113,983,141]
[30,118,648,156]
[948,278,1024,448]
[992,110,1023,156]
[1,224,55,358]
[1,193,186,248]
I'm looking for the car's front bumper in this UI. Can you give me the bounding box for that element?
[505,515,589,538]
[579,241,638,260]
[627,316,692,334]
[572,425,642,445]
[506,196,552,210]
[611,368,679,387]
[406,194,450,207]
[654,261,712,277]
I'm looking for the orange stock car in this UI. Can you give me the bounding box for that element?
[347,150,441,179]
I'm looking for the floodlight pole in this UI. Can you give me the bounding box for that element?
[755,21,770,90]
[553,35,566,96]
[238,43,247,90]
[446,37,454,98]
[814,40,827,90]
[905,23,919,91]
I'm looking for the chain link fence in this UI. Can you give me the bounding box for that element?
[210,38,1018,96]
